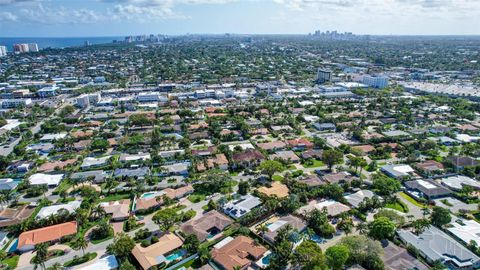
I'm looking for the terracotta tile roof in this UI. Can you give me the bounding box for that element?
[181,210,233,242]
[352,145,375,154]
[232,150,265,163]
[100,199,131,220]
[211,236,267,270]
[70,130,94,139]
[286,138,313,149]
[257,141,286,151]
[132,233,183,270]
[17,221,77,249]
[37,159,76,172]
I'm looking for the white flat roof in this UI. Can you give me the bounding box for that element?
[417,180,437,190]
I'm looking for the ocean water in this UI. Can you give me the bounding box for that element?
[0,36,123,50]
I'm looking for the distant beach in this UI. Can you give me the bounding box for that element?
[0,36,123,50]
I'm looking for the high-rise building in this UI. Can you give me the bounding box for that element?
[0,46,7,57]
[13,44,29,53]
[316,68,332,84]
[28,43,39,52]
[362,75,389,89]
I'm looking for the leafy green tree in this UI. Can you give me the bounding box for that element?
[238,181,250,195]
[325,245,350,270]
[411,218,430,235]
[152,207,179,231]
[369,217,396,240]
[183,234,200,254]
[106,233,135,262]
[372,174,401,197]
[292,240,327,270]
[339,235,383,267]
[431,206,451,227]
[119,261,136,270]
[258,160,284,180]
[322,149,343,171]
[90,139,109,151]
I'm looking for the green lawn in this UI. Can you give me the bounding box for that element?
[64,252,97,267]
[53,180,72,195]
[272,175,284,181]
[187,193,206,203]
[99,193,130,202]
[301,159,324,168]
[399,192,425,207]
[1,255,19,269]
[385,201,409,213]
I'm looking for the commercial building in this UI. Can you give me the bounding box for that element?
[362,75,389,89]
[28,43,39,52]
[0,46,6,57]
[1,98,32,109]
[37,86,59,98]
[316,68,332,83]
[13,43,29,53]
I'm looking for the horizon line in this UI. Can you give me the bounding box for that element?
[2,33,480,39]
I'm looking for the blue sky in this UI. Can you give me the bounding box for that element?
[0,0,479,37]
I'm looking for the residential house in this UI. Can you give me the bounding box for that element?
[398,226,480,269]
[81,156,111,170]
[211,236,268,270]
[270,150,300,163]
[381,164,416,179]
[131,233,183,270]
[36,201,81,220]
[17,221,77,252]
[286,138,313,150]
[181,210,233,242]
[28,173,64,187]
[344,190,377,208]
[0,178,18,191]
[100,199,131,221]
[232,149,265,168]
[297,200,351,217]
[223,194,262,219]
[0,204,35,227]
[440,175,480,191]
[260,215,307,244]
[404,179,452,201]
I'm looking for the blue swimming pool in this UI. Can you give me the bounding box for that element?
[310,234,326,244]
[140,192,158,199]
[262,253,272,265]
[166,250,184,261]
[8,239,18,252]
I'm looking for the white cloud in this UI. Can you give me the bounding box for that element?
[0,11,17,21]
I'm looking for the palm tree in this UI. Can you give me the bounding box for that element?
[422,206,431,218]
[90,205,106,221]
[257,224,268,243]
[74,234,88,256]
[33,243,49,270]
[356,222,369,234]
[48,262,63,270]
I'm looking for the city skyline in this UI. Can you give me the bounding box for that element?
[0,0,480,37]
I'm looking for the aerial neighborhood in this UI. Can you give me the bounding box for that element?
[0,34,479,270]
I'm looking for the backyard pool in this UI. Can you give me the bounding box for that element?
[166,250,185,261]
[140,192,160,199]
